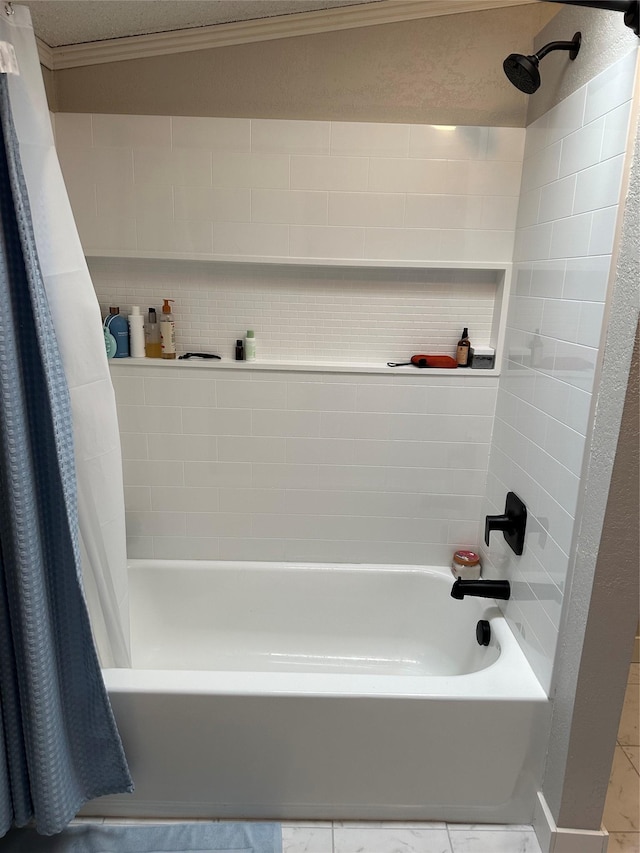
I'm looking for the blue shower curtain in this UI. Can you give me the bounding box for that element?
[0,73,133,836]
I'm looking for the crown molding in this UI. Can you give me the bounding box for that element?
[37,36,54,70]
[42,0,535,70]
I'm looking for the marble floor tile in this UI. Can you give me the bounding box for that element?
[618,682,640,747]
[622,746,640,774]
[448,828,542,853]
[333,825,452,853]
[607,833,640,853]
[333,822,447,830]
[282,824,334,853]
[604,747,640,832]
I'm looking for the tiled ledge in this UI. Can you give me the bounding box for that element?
[108,357,499,376]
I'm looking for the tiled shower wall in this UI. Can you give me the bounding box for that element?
[116,363,497,565]
[54,116,523,361]
[481,49,638,694]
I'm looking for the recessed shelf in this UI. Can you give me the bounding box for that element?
[108,358,499,377]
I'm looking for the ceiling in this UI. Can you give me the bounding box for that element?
[22,0,386,47]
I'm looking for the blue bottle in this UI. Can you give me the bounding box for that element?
[104,307,129,358]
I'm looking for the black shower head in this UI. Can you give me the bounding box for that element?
[503,32,582,93]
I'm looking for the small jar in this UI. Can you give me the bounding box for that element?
[451,550,481,580]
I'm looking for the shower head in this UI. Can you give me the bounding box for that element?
[503,31,582,93]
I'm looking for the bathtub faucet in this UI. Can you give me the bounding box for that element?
[451,579,511,601]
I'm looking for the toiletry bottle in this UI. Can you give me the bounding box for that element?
[245,329,256,362]
[235,339,245,361]
[456,327,472,368]
[145,307,162,358]
[128,305,146,358]
[451,550,481,580]
[160,299,176,360]
[104,307,129,358]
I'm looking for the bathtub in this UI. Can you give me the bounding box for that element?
[87,560,550,824]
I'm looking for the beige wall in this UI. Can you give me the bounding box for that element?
[50,4,555,125]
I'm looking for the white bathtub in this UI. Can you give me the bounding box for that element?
[88,560,550,823]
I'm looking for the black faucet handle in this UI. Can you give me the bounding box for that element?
[484,492,527,556]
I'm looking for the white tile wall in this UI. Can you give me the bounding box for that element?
[114,363,497,566]
[482,50,638,694]
[55,115,523,265]
[89,259,499,365]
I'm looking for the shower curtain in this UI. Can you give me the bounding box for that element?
[0,5,130,668]
[0,57,132,838]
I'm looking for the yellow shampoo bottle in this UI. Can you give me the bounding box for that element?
[160,299,176,359]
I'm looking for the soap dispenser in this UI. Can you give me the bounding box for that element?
[160,299,176,360]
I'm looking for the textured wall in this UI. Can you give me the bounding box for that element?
[51,5,556,126]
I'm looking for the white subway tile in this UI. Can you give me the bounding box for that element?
[290,225,364,259]
[93,114,171,148]
[538,174,576,223]
[287,382,357,411]
[59,145,134,188]
[291,155,369,191]
[368,158,448,194]
[137,219,213,254]
[97,182,174,222]
[172,116,250,151]
[186,512,252,538]
[480,196,519,230]
[212,152,290,189]
[328,192,405,227]
[223,488,287,514]
[251,189,327,225]
[442,230,514,263]
[540,298,582,343]
[219,538,285,561]
[117,404,182,434]
[563,255,610,301]
[530,260,565,298]
[363,227,440,261]
[217,380,287,409]
[213,222,289,256]
[184,461,251,487]
[516,188,541,229]
[523,113,550,160]
[252,463,319,490]
[133,148,211,186]
[148,434,218,462]
[577,301,605,349]
[573,154,625,214]
[448,160,522,197]
[589,206,618,256]
[78,215,138,253]
[120,433,148,460]
[153,536,219,560]
[219,436,286,462]
[124,486,151,512]
[253,119,331,154]
[485,127,526,161]
[558,117,606,178]
[144,378,215,407]
[286,437,355,465]
[405,195,483,229]
[549,212,592,259]
[601,100,633,160]
[333,121,410,157]
[127,536,153,558]
[514,223,553,262]
[584,49,637,125]
[546,86,587,146]
[182,407,252,435]
[174,187,250,222]
[111,376,145,405]
[520,141,562,193]
[123,460,184,487]
[545,418,586,478]
[253,409,320,437]
[408,124,487,160]
[151,486,220,513]
[127,511,186,537]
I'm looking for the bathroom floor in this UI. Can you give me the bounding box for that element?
[74,660,639,853]
[603,660,640,853]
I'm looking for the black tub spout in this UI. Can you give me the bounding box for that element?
[451,579,511,601]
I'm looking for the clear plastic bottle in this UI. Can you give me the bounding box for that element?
[160,299,176,360]
[145,307,162,358]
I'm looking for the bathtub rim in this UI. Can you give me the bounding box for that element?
[109,558,548,701]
